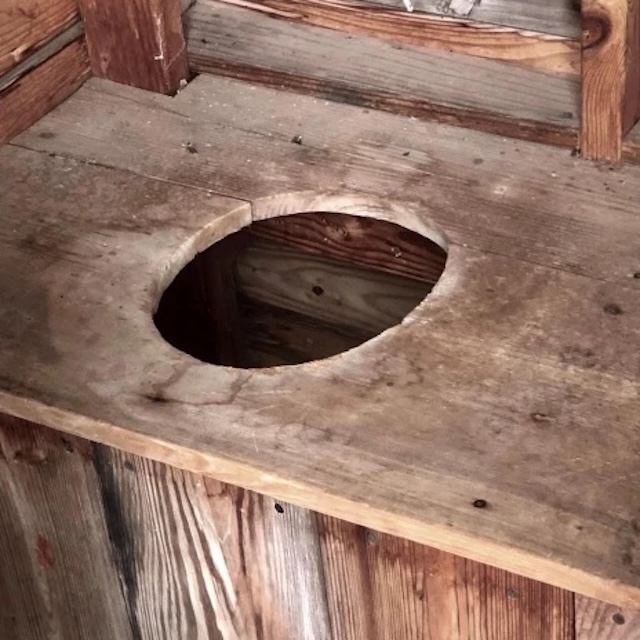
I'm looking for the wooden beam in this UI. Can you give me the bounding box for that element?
[581,0,640,161]
[77,0,188,94]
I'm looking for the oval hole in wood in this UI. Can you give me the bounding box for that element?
[154,210,447,368]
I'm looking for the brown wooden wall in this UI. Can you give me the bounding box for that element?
[0,0,89,145]
[1,413,638,639]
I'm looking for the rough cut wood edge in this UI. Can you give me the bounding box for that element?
[218,0,579,75]
[0,38,90,146]
[581,0,640,161]
[186,1,579,148]
[0,0,79,76]
[78,0,188,94]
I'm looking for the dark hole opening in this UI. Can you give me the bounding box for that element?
[154,211,447,368]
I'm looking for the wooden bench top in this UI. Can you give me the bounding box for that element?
[2,76,640,607]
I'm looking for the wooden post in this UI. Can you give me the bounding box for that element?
[582,0,640,161]
[77,0,188,94]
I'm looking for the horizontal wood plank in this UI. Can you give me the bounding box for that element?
[238,297,370,367]
[186,1,579,147]
[218,0,579,75]
[248,211,447,283]
[581,0,640,161]
[372,0,580,37]
[0,415,134,639]
[236,237,433,335]
[575,595,640,639]
[0,0,79,75]
[0,38,90,145]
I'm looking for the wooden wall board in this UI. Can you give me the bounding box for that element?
[247,212,447,283]
[575,595,640,639]
[236,237,432,336]
[237,297,371,367]
[0,0,79,76]
[371,0,580,37]
[185,0,580,148]
[1,415,587,640]
[318,515,575,639]
[0,37,90,146]
[0,414,134,639]
[78,0,188,94]
[4,77,640,606]
[468,0,579,37]
[215,0,579,75]
[581,0,640,161]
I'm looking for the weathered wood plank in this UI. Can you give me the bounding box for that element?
[319,515,575,639]
[575,595,640,639]
[78,0,188,93]
[13,77,627,287]
[204,481,332,639]
[217,0,578,75]
[0,37,89,145]
[6,78,640,606]
[236,237,433,335]
[0,415,134,639]
[186,0,579,147]
[581,0,640,161]
[0,0,79,76]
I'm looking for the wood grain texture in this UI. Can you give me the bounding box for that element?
[468,0,580,37]
[372,0,580,37]
[319,515,575,639]
[5,77,640,606]
[0,414,134,639]
[1,413,588,639]
[575,595,640,639]
[236,238,432,335]
[78,0,188,93]
[238,297,370,367]
[247,211,446,284]
[581,0,640,161]
[218,0,579,75]
[0,38,90,145]
[186,1,579,148]
[0,0,79,75]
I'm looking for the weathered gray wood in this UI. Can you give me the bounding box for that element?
[4,77,640,607]
[361,0,579,37]
[185,0,579,146]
